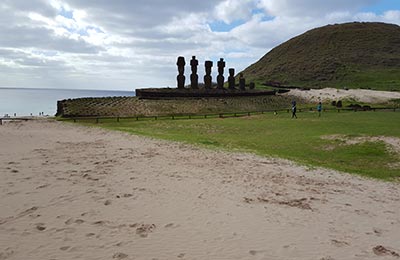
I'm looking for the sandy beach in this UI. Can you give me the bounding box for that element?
[1,120,399,260]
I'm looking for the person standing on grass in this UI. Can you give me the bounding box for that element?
[291,100,297,118]
[317,102,322,117]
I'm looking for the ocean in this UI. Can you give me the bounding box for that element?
[0,88,135,117]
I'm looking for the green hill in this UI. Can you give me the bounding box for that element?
[242,22,400,91]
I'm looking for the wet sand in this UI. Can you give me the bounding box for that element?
[1,120,399,260]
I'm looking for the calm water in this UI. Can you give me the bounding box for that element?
[0,88,135,116]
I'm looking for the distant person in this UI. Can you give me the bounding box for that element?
[291,100,297,118]
[317,102,322,117]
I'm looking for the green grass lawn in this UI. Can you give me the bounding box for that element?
[76,111,400,180]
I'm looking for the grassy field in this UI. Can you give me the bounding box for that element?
[76,110,400,180]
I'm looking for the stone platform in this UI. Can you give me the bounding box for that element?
[135,87,277,99]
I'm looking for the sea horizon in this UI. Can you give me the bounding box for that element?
[0,86,134,92]
[0,87,136,117]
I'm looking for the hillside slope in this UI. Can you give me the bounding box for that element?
[242,22,400,90]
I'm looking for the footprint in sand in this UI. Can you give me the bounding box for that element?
[92,220,109,226]
[7,162,18,165]
[135,224,156,238]
[249,250,265,256]
[65,218,85,225]
[55,227,76,233]
[112,252,128,259]
[74,219,85,224]
[373,245,400,257]
[36,184,50,189]
[354,209,370,216]
[331,239,350,247]
[373,228,384,236]
[65,218,74,225]
[82,173,99,181]
[35,223,46,231]
[164,223,178,228]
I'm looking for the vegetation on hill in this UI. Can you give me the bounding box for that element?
[242,22,400,91]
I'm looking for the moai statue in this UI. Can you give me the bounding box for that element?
[239,73,246,90]
[204,60,213,89]
[176,56,186,89]
[228,68,235,90]
[190,56,199,89]
[249,82,255,89]
[217,58,225,89]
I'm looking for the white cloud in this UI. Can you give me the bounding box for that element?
[0,0,399,90]
[382,10,400,23]
[214,0,255,23]
[258,0,378,17]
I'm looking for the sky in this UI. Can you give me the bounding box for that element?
[0,0,399,91]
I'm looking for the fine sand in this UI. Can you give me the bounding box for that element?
[285,88,400,103]
[1,120,399,260]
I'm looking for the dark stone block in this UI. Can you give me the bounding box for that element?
[228,68,235,90]
[177,56,186,89]
[217,58,225,89]
[204,60,213,89]
[239,73,246,90]
[190,56,199,89]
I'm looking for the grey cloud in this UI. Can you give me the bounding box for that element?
[0,25,102,54]
[64,0,224,33]
[1,51,65,68]
[2,0,57,17]
[122,39,210,55]
[0,3,103,54]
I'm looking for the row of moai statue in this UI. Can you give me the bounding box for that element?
[177,56,254,90]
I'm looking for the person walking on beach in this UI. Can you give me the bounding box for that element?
[291,100,297,118]
[317,102,322,117]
